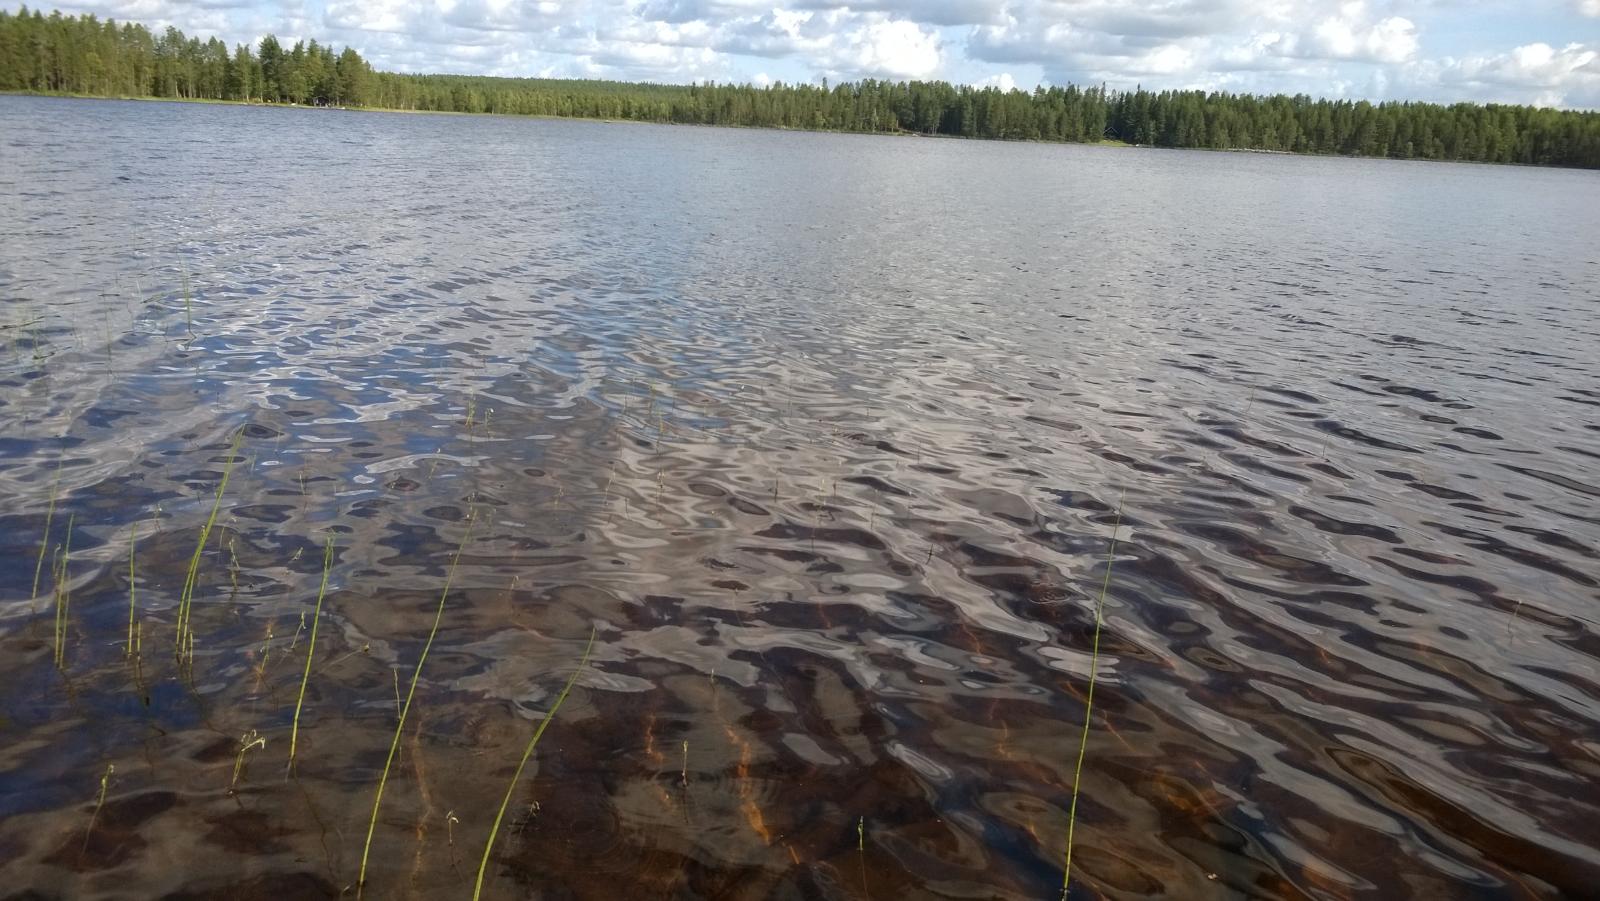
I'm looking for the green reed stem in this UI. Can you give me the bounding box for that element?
[175,429,244,659]
[84,763,114,852]
[230,730,266,792]
[127,521,138,657]
[31,465,61,602]
[289,536,335,770]
[1061,489,1125,900]
[473,626,597,900]
[182,270,194,339]
[53,514,75,669]
[359,513,475,892]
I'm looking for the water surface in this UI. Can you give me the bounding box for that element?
[2,95,1599,899]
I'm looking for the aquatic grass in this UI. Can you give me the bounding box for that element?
[230,730,266,793]
[175,429,244,659]
[319,642,371,673]
[857,815,869,896]
[226,538,241,603]
[359,513,475,892]
[251,622,276,689]
[181,270,194,340]
[472,626,596,900]
[289,610,308,652]
[289,536,335,771]
[1061,489,1126,900]
[52,514,76,669]
[126,521,138,657]
[31,463,61,602]
[83,764,114,853]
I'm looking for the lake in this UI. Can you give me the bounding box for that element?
[2,94,1598,899]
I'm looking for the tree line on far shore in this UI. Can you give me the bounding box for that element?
[0,7,367,106]
[2,6,1597,168]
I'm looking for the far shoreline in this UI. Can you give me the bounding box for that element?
[5,89,1591,172]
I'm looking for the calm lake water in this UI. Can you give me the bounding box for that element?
[2,94,1599,899]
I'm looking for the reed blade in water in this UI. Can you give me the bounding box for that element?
[473,626,597,900]
[1061,489,1125,900]
[126,521,138,657]
[31,463,61,603]
[358,513,475,891]
[84,764,114,853]
[288,536,335,770]
[175,429,244,660]
[181,270,194,339]
[53,514,75,669]
[230,730,266,793]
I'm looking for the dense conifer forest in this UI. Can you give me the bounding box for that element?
[3,6,1597,168]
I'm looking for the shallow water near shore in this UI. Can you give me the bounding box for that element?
[2,94,1599,899]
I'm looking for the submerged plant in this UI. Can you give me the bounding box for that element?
[230,730,266,793]
[857,813,871,897]
[473,626,597,900]
[127,521,139,657]
[53,514,76,669]
[181,270,194,339]
[31,464,61,603]
[175,429,244,660]
[226,538,241,603]
[84,763,115,852]
[289,536,335,770]
[1061,490,1126,900]
[289,610,308,652]
[359,513,475,891]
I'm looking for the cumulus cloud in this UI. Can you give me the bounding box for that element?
[33,0,1600,107]
[839,17,943,79]
[971,0,1426,87]
[1304,5,1419,64]
[1427,42,1600,108]
[976,71,1017,90]
[794,0,1006,28]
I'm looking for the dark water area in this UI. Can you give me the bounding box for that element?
[2,94,1599,899]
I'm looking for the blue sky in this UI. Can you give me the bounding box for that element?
[30,1,1600,107]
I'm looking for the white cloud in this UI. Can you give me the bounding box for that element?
[976,71,1017,90]
[1142,42,1197,74]
[32,0,1600,108]
[794,0,1006,27]
[1425,42,1600,108]
[325,0,412,35]
[841,18,942,79]
[1304,4,1418,64]
[598,7,943,80]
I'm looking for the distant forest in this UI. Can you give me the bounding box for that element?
[3,7,1598,168]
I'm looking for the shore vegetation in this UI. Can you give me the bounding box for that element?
[2,9,1597,166]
